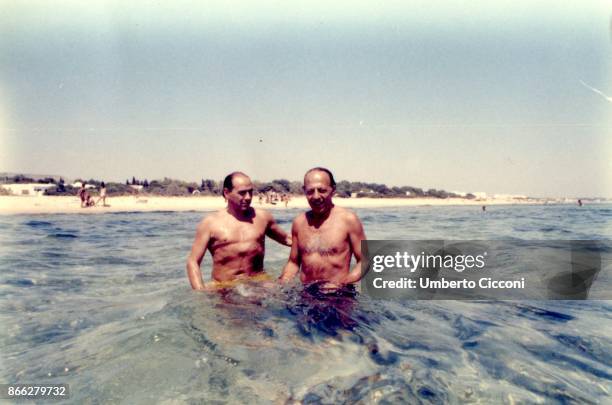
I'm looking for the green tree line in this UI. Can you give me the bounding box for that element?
[1,174,475,199]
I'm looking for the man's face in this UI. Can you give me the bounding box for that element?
[303,171,334,214]
[224,175,253,212]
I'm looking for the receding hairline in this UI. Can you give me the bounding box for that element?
[304,167,336,188]
[223,171,251,191]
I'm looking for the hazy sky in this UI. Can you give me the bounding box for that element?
[1,1,611,197]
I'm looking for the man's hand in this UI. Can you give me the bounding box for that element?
[266,214,292,247]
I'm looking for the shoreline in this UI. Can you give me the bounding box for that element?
[0,195,599,215]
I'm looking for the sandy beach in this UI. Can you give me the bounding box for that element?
[0,194,563,214]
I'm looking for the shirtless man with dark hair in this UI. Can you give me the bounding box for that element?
[187,172,291,290]
[280,167,366,290]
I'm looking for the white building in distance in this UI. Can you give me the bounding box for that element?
[71,181,95,189]
[1,183,56,196]
[471,192,488,200]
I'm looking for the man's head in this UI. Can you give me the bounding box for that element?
[223,172,254,213]
[303,167,336,215]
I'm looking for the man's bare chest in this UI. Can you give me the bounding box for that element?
[299,225,348,256]
[211,221,266,247]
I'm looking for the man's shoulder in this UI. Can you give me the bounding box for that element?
[291,212,308,227]
[333,206,362,225]
[253,207,273,220]
[332,205,356,218]
[199,210,225,227]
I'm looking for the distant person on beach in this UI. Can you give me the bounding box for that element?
[186,172,292,290]
[96,182,108,207]
[78,183,87,207]
[78,183,94,208]
[578,199,583,207]
[85,192,94,207]
[482,205,486,212]
[279,167,366,292]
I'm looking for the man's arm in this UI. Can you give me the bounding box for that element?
[342,211,366,284]
[279,220,301,283]
[265,213,292,246]
[186,218,212,290]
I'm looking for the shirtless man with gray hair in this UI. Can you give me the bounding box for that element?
[280,167,366,290]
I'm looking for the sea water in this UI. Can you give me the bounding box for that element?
[1,204,611,403]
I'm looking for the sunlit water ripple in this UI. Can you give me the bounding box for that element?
[1,204,611,403]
